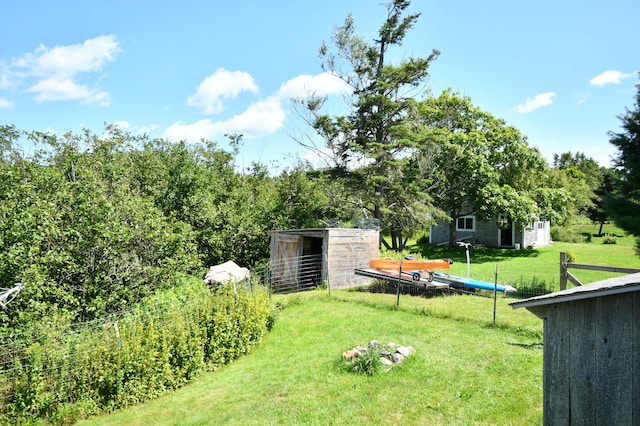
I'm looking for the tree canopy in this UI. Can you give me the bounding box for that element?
[0,125,343,330]
[605,77,640,248]
[413,89,560,246]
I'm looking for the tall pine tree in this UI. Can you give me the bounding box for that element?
[605,77,640,249]
[298,0,440,250]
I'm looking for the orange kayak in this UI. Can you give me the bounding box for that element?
[369,258,453,271]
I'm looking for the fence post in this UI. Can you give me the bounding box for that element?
[560,252,568,291]
[396,260,402,308]
[493,264,498,326]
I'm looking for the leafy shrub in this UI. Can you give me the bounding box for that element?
[366,280,392,293]
[416,233,430,245]
[550,227,588,243]
[565,250,576,263]
[508,276,554,299]
[602,235,617,244]
[0,277,271,424]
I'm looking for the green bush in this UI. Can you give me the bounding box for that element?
[550,226,588,243]
[508,276,554,299]
[602,235,617,244]
[0,277,271,424]
[416,233,430,245]
[565,250,576,263]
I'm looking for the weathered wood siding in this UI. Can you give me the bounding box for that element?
[542,292,640,425]
[268,228,380,291]
[325,228,379,289]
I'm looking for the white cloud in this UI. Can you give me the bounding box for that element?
[28,77,110,105]
[113,121,130,129]
[186,68,258,114]
[0,97,13,109]
[165,96,286,141]
[278,72,351,99]
[223,97,285,137]
[516,92,556,113]
[590,70,635,87]
[13,35,119,105]
[168,71,350,144]
[573,92,591,105]
[15,35,120,78]
[164,119,220,142]
[138,124,158,135]
[0,64,13,89]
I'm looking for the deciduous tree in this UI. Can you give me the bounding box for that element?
[414,89,557,246]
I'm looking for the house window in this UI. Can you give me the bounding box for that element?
[457,216,475,231]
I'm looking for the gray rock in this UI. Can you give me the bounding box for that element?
[392,353,405,363]
[380,357,394,366]
[396,346,411,357]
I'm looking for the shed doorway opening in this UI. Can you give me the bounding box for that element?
[302,237,323,288]
[499,217,514,247]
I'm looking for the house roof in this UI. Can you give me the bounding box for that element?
[510,272,640,313]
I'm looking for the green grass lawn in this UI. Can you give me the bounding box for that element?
[78,292,544,425]
[77,224,640,425]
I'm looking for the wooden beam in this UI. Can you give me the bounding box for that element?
[567,263,640,274]
[566,270,583,287]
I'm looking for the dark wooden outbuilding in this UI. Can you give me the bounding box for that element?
[268,228,379,292]
[510,273,640,425]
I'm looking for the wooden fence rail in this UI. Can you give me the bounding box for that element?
[559,252,640,290]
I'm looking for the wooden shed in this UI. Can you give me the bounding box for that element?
[510,273,640,425]
[268,228,379,292]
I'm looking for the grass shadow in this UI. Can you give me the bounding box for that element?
[508,341,543,350]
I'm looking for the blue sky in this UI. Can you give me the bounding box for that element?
[1,0,638,171]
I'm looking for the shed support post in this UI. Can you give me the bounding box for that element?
[560,252,568,291]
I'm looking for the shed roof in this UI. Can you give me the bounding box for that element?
[268,228,326,233]
[267,228,379,237]
[510,272,640,312]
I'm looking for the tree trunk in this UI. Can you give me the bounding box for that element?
[400,233,409,252]
[380,235,391,250]
[449,219,457,247]
[390,229,399,251]
[598,221,604,237]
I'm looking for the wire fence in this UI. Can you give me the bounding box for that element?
[0,295,193,417]
[254,252,640,300]
[255,254,323,294]
[0,280,263,421]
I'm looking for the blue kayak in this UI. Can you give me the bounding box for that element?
[432,272,517,293]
